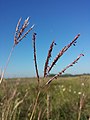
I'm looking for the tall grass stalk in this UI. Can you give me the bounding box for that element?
[0,45,15,84]
[0,17,34,84]
[44,40,56,77]
[30,91,40,120]
[78,94,86,120]
[32,33,40,86]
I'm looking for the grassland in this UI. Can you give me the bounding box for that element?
[0,17,88,119]
[0,75,90,120]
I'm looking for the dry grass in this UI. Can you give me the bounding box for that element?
[0,17,34,84]
[32,33,40,86]
[0,17,87,120]
[44,40,56,77]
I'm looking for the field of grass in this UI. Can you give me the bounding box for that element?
[0,16,89,120]
[0,75,90,120]
[0,18,87,120]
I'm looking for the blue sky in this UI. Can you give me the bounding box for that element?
[0,0,90,77]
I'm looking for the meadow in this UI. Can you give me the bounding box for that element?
[0,17,90,120]
[0,75,90,120]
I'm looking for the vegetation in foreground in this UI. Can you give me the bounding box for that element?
[0,75,90,120]
[0,17,88,120]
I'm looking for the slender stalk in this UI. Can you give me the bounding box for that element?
[30,91,40,120]
[44,41,55,77]
[77,94,86,120]
[43,41,56,120]
[0,45,15,84]
[37,109,42,120]
[32,33,40,85]
[47,93,50,120]
[78,109,81,120]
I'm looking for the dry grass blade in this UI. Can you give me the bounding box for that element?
[47,34,80,74]
[45,54,84,86]
[9,89,28,119]
[38,110,42,120]
[30,91,40,120]
[78,94,86,120]
[44,41,56,77]
[1,86,18,120]
[32,33,39,85]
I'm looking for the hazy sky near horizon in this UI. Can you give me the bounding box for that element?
[0,0,90,77]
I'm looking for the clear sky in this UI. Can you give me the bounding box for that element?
[0,0,90,78]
